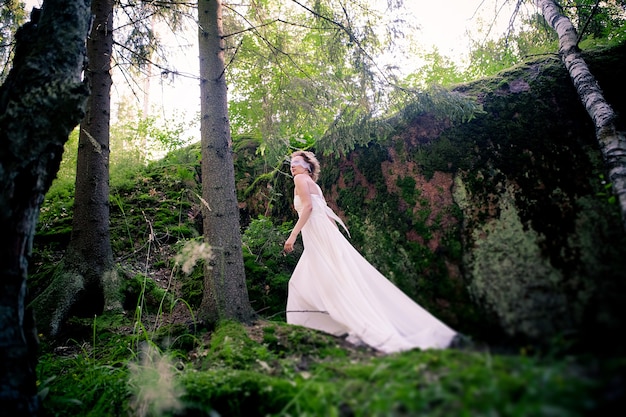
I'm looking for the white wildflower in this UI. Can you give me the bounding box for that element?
[174,240,213,275]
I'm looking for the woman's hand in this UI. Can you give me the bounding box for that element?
[284,174,312,255]
[283,236,296,254]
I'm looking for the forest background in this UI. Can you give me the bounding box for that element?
[1,0,626,416]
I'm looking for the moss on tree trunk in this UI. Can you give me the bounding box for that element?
[0,1,91,414]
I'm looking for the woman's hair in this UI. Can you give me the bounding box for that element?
[291,150,321,182]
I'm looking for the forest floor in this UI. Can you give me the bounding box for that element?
[36,252,624,417]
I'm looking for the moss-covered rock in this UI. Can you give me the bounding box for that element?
[237,43,626,351]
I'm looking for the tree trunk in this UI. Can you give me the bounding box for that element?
[536,0,626,231]
[30,0,120,338]
[197,0,255,325]
[0,0,91,414]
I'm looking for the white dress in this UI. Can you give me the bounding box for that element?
[286,183,457,353]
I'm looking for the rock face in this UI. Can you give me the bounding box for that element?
[238,44,626,351]
[446,45,626,349]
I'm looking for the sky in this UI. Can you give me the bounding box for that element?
[20,0,519,142]
[406,0,518,56]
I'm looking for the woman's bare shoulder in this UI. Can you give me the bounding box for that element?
[293,173,313,184]
[293,174,316,195]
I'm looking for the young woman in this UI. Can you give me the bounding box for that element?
[283,150,457,353]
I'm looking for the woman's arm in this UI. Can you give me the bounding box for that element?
[284,174,313,253]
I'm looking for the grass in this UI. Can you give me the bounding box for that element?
[36,318,620,417]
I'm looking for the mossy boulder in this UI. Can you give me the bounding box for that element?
[238,43,626,351]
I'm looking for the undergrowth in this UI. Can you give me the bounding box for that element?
[31,143,625,416]
[36,317,621,417]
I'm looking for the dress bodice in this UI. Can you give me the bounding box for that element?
[293,193,323,214]
[294,190,349,236]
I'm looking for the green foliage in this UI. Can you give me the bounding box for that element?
[242,216,297,319]
[513,13,560,56]
[465,37,523,80]
[176,257,205,310]
[122,273,173,314]
[0,0,27,82]
[396,175,418,206]
[595,174,617,205]
[204,321,270,369]
[316,112,396,157]
[38,353,130,416]
[392,85,485,130]
[38,107,196,200]
[562,0,626,45]
[111,104,197,165]
[112,0,191,72]
[402,47,469,88]
[49,128,80,191]
[109,149,145,191]
[37,313,134,417]
[224,0,410,161]
[136,112,194,155]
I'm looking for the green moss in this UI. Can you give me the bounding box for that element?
[396,175,418,206]
[152,322,198,352]
[32,268,86,336]
[416,136,470,179]
[205,321,269,369]
[568,190,626,342]
[241,216,298,319]
[181,369,298,417]
[36,313,618,417]
[353,144,387,189]
[467,184,569,339]
[122,273,174,314]
[178,265,204,309]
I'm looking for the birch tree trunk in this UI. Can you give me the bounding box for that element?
[536,0,626,231]
[197,0,255,325]
[0,0,91,414]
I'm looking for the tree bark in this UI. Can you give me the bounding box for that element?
[197,0,255,325]
[30,0,121,338]
[0,0,91,414]
[536,0,626,231]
